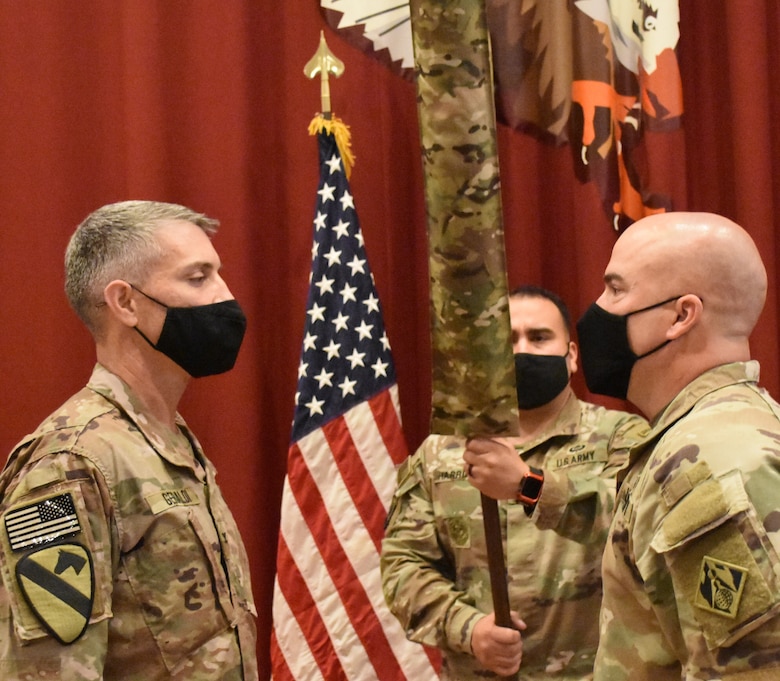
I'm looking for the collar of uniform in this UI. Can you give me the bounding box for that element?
[514,388,582,453]
[650,360,760,435]
[86,363,203,471]
[616,361,759,492]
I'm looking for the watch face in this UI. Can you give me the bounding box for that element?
[521,474,543,500]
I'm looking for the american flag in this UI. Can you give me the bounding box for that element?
[5,493,81,552]
[270,126,439,680]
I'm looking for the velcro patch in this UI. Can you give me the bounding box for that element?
[433,469,468,483]
[4,493,81,552]
[146,488,200,515]
[550,445,601,470]
[695,555,748,619]
[16,543,94,644]
[446,516,471,549]
[673,523,774,649]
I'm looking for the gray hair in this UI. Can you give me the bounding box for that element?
[65,200,219,333]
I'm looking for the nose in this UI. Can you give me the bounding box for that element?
[595,288,610,308]
[513,338,530,354]
[213,273,235,303]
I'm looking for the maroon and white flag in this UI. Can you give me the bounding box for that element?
[322,0,684,231]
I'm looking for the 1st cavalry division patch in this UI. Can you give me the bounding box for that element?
[4,493,93,644]
[15,543,94,644]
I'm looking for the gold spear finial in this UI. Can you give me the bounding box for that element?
[304,31,345,119]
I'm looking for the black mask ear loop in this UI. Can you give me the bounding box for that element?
[625,295,682,318]
[625,295,684,360]
[127,283,167,350]
[128,283,167,308]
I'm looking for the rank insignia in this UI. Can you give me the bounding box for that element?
[446,516,471,548]
[15,543,94,644]
[695,555,747,619]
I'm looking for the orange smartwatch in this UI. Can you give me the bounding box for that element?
[516,466,544,512]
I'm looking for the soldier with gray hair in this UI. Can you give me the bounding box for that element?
[381,285,647,680]
[0,200,257,679]
[575,211,780,679]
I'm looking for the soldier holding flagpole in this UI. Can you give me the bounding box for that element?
[382,285,646,679]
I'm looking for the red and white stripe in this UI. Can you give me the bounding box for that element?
[271,386,440,681]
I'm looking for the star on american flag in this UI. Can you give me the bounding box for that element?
[291,133,396,440]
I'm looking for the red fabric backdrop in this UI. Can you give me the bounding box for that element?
[0,2,777,676]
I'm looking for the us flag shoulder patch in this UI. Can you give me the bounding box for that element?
[5,493,81,552]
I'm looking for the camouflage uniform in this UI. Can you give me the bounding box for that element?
[0,364,258,680]
[381,389,646,680]
[595,361,780,680]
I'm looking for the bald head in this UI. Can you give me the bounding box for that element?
[613,212,767,338]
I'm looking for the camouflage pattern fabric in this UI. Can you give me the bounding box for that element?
[410,0,519,438]
[381,390,647,680]
[595,361,780,680]
[0,364,258,680]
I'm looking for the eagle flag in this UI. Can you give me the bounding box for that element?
[322,0,684,231]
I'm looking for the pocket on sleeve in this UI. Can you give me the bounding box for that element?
[651,470,780,649]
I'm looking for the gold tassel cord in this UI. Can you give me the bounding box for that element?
[309,114,356,180]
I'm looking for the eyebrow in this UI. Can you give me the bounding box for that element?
[603,272,627,287]
[181,261,221,274]
[525,325,555,335]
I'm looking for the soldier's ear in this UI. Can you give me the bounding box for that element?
[667,294,703,340]
[566,340,578,376]
[102,280,140,328]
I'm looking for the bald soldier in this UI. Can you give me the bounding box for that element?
[574,212,780,679]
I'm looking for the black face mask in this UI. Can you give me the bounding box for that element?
[514,351,570,410]
[576,296,680,399]
[132,285,247,378]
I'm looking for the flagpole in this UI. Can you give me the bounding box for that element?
[304,30,345,120]
[410,2,519,679]
[304,33,355,179]
[271,33,440,681]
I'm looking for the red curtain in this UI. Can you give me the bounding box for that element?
[0,2,777,677]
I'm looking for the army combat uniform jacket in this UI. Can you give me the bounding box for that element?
[595,361,780,680]
[0,364,258,680]
[381,389,646,680]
